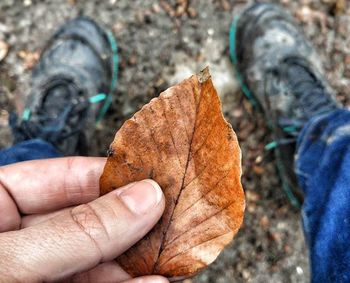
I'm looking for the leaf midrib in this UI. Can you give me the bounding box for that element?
[152,83,204,272]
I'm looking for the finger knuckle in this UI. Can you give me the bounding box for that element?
[69,204,109,253]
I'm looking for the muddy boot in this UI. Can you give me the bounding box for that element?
[11,17,118,155]
[229,3,340,207]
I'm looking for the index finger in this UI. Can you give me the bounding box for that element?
[0,157,106,215]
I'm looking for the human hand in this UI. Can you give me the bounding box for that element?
[0,157,168,283]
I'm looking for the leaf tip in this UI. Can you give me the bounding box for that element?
[197,66,211,83]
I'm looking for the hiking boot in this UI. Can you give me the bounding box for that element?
[229,3,340,207]
[11,16,118,155]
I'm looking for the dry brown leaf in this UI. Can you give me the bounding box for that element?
[160,1,176,17]
[100,68,245,280]
[335,0,346,15]
[0,40,9,62]
[18,50,40,70]
[295,6,327,32]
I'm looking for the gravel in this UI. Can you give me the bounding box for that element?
[1,0,349,282]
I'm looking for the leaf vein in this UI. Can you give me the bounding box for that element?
[183,140,228,189]
[169,170,231,228]
[175,90,190,142]
[153,82,204,271]
[160,97,184,168]
[158,230,233,268]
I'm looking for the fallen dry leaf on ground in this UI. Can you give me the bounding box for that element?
[335,0,346,15]
[100,68,245,280]
[0,40,9,62]
[295,5,327,32]
[18,50,40,70]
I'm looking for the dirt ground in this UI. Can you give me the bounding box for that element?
[1,0,350,282]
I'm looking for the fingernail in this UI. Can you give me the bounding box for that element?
[119,180,163,215]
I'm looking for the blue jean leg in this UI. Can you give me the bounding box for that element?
[295,109,350,283]
[0,139,62,166]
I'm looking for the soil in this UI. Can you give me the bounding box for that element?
[1,0,349,282]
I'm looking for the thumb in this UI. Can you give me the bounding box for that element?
[0,180,165,282]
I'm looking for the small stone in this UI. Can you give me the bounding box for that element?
[247,202,257,213]
[242,269,250,280]
[296,266,304,275]
[221,0,231,11]
[345,55,350,65]
[113,22,125,34]
[246,190,260,202]
[23,0,32,6]
[284,244,292,253]
[253,165,265,175]
[260,215,270,229]
[207,28,214,36]
[128,55,137,66]
[232,108,243,118]
[152,3,162,13]
[187,7,198,18]
[255,155,263,164]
